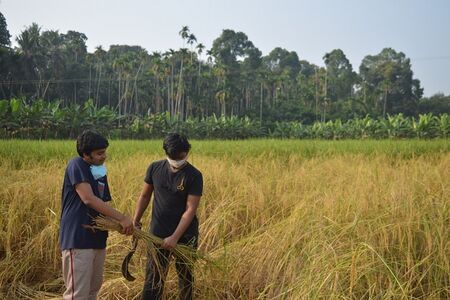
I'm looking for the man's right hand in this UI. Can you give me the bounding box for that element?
[119,216,134,235]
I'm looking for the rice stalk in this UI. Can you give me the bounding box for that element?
[89,215,212,266]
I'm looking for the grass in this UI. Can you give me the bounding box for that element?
[0,139,449,299]
[0,139,449,167]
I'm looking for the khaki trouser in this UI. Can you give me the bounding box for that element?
[62,249,106,300]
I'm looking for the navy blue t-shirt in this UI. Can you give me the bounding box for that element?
[59,157,111,250]
[145,160,203,244]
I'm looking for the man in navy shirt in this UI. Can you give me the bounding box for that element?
[60,130,133,300]
[133,133,203,300]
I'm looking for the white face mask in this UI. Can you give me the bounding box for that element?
[90,164,107,180]
[167,156,188,169]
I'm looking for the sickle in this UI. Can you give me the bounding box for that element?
[121,238,138,281]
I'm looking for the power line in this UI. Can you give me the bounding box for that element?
[0,77,157,85]
[0,72,253,85]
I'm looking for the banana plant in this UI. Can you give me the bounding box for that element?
[437,113,449,138]
[0,100,14,137]
[381,114,413,138]
[413,113,439,138]
[0,100,10,126]
[8,98,24,137]
[1,98,449,139]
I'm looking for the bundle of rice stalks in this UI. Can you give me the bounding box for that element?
[88,215,212,267]
[9,282,60,300]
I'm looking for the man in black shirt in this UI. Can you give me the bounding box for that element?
[133,133,203,300]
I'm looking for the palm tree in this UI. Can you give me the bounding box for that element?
[163,49,176,116]
[206,49,214,65]
[179,26,190,47]
[213,62,228,115]
[175,48,188,118]
[195,43,204,73]
[195,43,206,100]
[196,43,205,58]
[16,23,42,97]
[187,33,197,63]
[94,46,106,106]
[113,56,133,116]
[150,52,164,113]
[39,29,65,100]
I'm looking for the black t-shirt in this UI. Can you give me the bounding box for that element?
[59,157,111,250]
[145,159,203,243]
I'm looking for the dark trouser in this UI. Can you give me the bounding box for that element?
[141,242,196,300]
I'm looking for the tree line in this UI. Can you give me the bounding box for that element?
[0,12,449,129]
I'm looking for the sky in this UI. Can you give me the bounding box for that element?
[1,0,450,96]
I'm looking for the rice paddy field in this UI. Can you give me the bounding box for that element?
[0,139,449,299]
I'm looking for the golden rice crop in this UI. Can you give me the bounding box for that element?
[0,140,448,299]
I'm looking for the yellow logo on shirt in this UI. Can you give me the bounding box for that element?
[177,177,185,191]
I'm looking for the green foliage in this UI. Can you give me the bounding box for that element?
[3,18,445,123]
[323,49,356,102]
[1,99,448,139]
[358,48,423,117]
[271,122,309,139]
[418,93,450,115]
[126,113,263,139]
[0,98,118,138]
[411,113,450,139]
[0,12,11,47]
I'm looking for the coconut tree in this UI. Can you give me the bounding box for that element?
[196,43,205,76]
[175,48,188,118]
[16,23,44,98]
[39,30,67,100]
[179,26,190,47]
[187,33,197,64]
[163,49,177,117]
[93,46,107,106]
[148,52,164,113]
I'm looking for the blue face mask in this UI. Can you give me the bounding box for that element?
[90,164,107,180]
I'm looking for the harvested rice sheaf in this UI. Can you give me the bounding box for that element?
[89,215,213,266]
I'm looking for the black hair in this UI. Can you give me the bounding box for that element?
[76,130,109,157]
[163,133,191,159]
